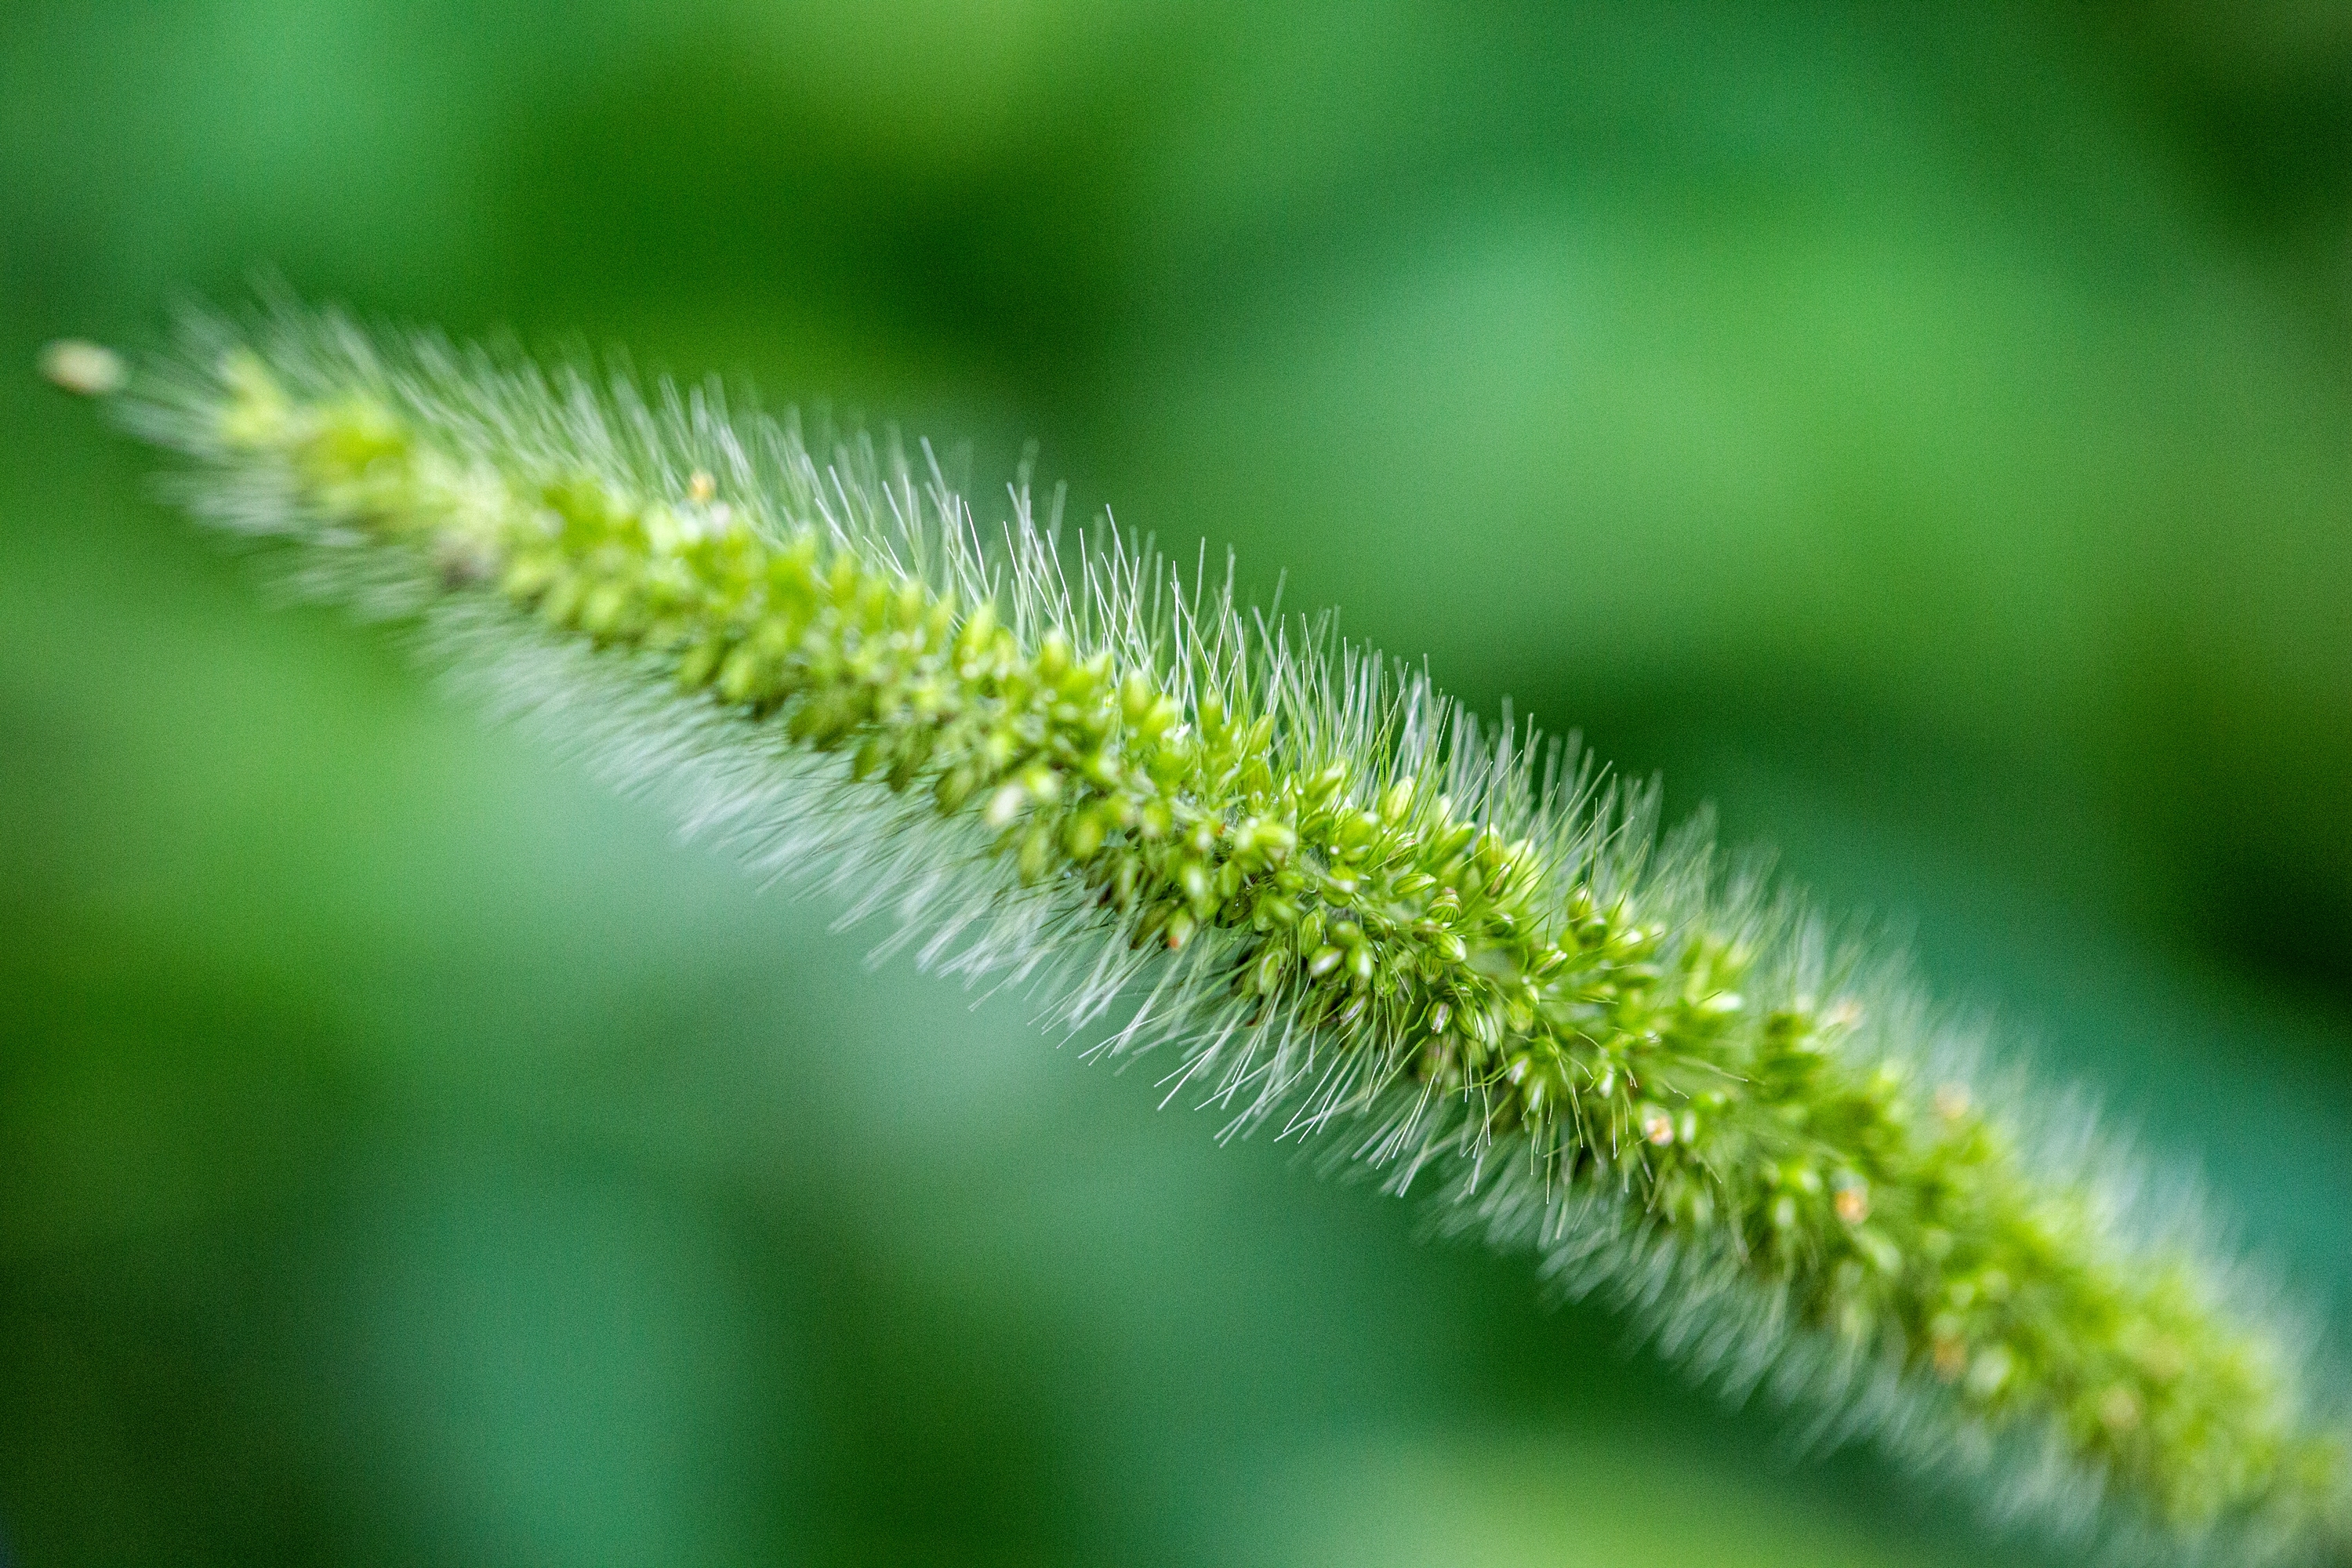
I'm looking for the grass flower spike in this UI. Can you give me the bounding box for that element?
[63,303,2352,1566]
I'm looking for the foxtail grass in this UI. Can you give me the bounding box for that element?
[50,303,2352,1565]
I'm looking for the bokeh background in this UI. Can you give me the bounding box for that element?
[5,2,2352,1563]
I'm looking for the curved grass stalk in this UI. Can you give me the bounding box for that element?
[55,303,2352,1563]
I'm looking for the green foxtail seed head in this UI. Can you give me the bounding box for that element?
[54,302,2352,1566]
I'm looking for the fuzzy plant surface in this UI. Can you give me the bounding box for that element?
[49,303,2352,1566]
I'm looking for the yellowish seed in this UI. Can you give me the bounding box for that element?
[982,783,1026,829]
[39,339,125,397]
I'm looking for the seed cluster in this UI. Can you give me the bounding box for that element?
[169,341,2347,1555]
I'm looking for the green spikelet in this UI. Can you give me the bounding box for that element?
[57,303,2352,1564]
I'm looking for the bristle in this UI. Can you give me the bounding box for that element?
[89,294,2352,1566]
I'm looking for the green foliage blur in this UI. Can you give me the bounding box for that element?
[4,3,2350,1563]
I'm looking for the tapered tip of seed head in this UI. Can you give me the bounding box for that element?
[38,339,127,397]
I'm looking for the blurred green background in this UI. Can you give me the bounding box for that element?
[5,2,2352,1563]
